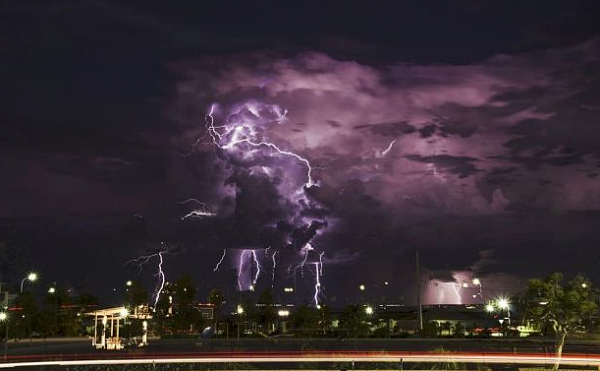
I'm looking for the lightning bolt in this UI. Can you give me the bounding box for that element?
[296,243,314,278]
[271,251,278,287]
[380,139,397,157]
[205,103,315,189]
[313,252,325,307]
[203,102,327,300]
[179,198,217,220]
[213,249,227,272]
[451,282,462,305]
[125,243,169,308]
[251,250,261,285]
[237,249,249,291]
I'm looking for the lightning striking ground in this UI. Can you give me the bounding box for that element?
[202,102,327,304]
[125,243,169,308]
[451,282,463,305]
[251,250,261,285]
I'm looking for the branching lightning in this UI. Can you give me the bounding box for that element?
[202,102,327,304]
[125,243,169,308]
[179,198,217,220]
[205,104,315,189]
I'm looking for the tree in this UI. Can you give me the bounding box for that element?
[42,287,80,336]
[257,289,276,334]
[339,305,370,338]
[523,273,597,369]
[207,288,225,333]
[290,304,320,337]
[12,292,39,338]
[125,281,148,307]
[172,276,202,334]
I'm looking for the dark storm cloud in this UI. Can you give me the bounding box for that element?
[354,122,416,136]
[170,37,600,300]
[2,0,600,301]
[404,154,479,178]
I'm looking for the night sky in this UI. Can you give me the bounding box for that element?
[2,1,600,306]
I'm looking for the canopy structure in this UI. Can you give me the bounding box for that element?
[86,305,152,350]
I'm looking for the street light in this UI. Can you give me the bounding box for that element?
[496,297,511,325]
[485,303,495,313]
[20,272,38,293]
[126,280,133,287]
[359,284,365,291]
[497,297,510,310]
[47,287,56,294]
[365,306,374,315]
[0,312,8,360]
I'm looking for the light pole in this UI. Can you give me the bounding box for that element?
[497,297,511,325]
[0,311,8,360]
[236,305,244,340]
[20,273,38,293]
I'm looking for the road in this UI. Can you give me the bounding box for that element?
[3,351,600,369]
[6,337,599,356]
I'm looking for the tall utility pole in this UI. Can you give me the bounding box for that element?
[416,250,423,333]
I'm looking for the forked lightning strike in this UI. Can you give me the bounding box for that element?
[125,243,169,308]
[179,198,217,220]
[205,104,315,189]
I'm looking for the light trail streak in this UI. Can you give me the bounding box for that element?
[3,352,600,368]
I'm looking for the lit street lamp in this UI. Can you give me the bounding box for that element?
[497,297,511,325]
[236,305,244,340]
[365,306,374,315]
[20,272,38,293]
[485,302,495,313]
[359,284,365,291]
[0,312,8,360]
